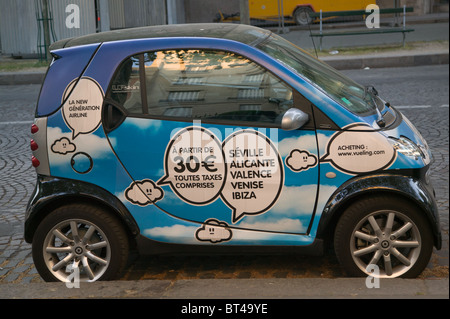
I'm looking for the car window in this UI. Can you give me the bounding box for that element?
[109,55,143,114]
[109,49,293,127]
[256,34,376,116]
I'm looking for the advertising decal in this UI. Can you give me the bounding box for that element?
[195,219,233,243]
[61,77,104,140]
[45,78,428,246]
[49,77,106,176]
[221,129,284,223]
[155,127,285,224]
[157,126,226,206]
[320,123,396,174]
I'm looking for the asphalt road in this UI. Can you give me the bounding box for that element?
[0,65,448,286]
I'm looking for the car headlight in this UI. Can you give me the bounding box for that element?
[389,136,424,160]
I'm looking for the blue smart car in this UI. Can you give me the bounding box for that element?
[25,23,441,282]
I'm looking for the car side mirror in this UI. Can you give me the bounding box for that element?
[281,108,309,131]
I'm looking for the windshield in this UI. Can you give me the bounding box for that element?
[256,34,376,115]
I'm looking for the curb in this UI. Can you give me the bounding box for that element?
[0,278,448,299]
[0,71,46,86]
[0,52,448,85]
[323,51,449,70]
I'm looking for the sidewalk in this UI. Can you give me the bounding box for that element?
[277,13,449,69]
[1,278,448,299]
[321,45,449,70]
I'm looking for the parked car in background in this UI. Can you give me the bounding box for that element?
[219,0,374,25]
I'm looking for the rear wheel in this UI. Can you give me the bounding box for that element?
[334,195,433,278]
[32,204,129,282]
[293,7,313,25]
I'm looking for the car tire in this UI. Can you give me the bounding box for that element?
[293,7,313,25]
[32,204,129,282]
[334,195,434,278]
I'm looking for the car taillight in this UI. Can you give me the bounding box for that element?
[29,118,50,175]
[30,139,38,151]
[31,156,40,168]
[31,124,40,168]
[31,124,39,134]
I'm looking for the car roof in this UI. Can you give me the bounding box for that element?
[50,23,272,51]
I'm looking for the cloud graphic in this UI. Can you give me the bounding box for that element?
[51,137,76,155]
[195,219,232,243]
[125,179,164,206]
[47,127,116,164]
[144,224,198,242]
[285,149,317,172]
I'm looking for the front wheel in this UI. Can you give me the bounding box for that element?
[32,204,129,282]
[334,195,434,278]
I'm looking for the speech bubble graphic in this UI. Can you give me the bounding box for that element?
[195,219,232,243]
[51,137,76,155]
[125,179,164,206]
[62,77,104,139]
[321,123,396,174]
[285,149,317,172]
[221,129,284,223]
[158,126,226,205]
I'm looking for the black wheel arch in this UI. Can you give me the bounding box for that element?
[293,5,314,16]
[25,175,139,246]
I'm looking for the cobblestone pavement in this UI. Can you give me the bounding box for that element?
[0,65,448,284]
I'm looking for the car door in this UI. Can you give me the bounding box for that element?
[103,48,319,235]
